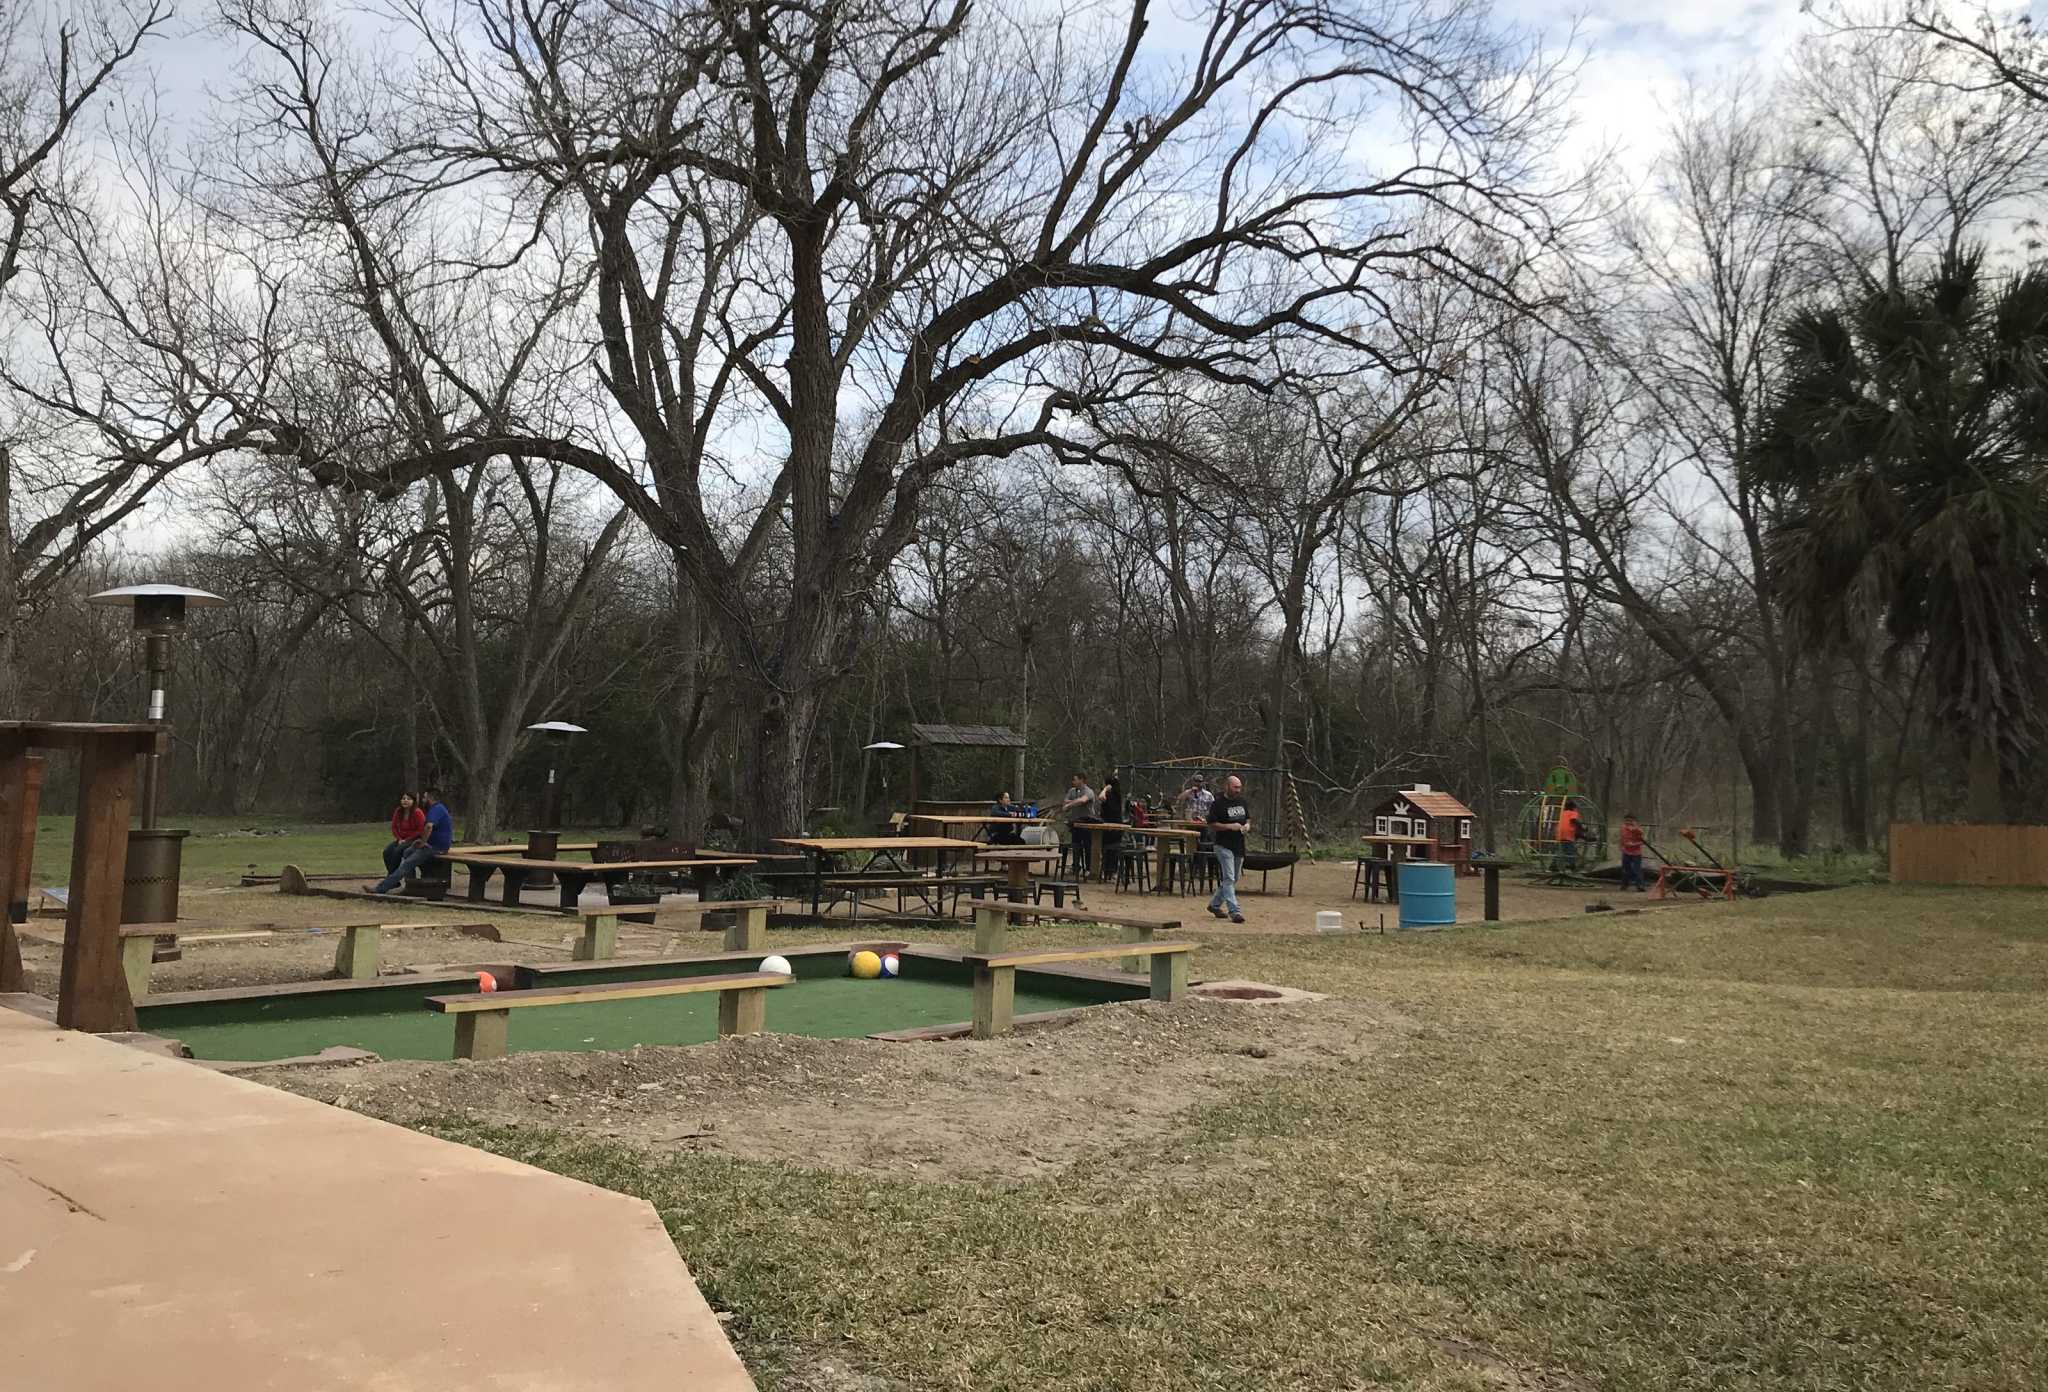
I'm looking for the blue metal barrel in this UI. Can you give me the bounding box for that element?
[1396,861,1456,928]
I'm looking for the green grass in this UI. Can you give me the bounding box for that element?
[21,814,642,889]
[394,885,2048,1391]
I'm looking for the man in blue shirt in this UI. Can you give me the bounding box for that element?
[369,787,455,894]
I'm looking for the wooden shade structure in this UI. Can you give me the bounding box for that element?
[904,723,1028,807]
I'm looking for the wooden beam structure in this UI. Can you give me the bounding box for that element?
[0,722,166,1032]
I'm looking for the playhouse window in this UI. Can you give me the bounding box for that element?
[1459,818,1472,840]
[1388,816,1410,837]
[1374,815,1390,835]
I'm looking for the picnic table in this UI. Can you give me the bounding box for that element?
[772,836,985,916]
[1074,821,1194,884]
[907,813,1052,842]
[440,853,755,911]
[972,846,1062,900]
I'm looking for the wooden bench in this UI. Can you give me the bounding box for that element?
[425,970,793,1059]
[960,940,1198,1038]
[117,923,178,1001]
[574,900,785,959]
[820,875,1003,919]
[967,901,1182,955]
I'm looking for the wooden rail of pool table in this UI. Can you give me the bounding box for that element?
[426,970,793,1059]
[960,940,1197,1039]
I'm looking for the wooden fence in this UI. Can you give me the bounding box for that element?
[1889,823,2048,886]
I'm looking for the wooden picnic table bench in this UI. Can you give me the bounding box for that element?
[572,900,785,959]
[439,853,755,911]
[427,970,793,1059]
[965,901,1183,966]
[820,874,1004,920]
[960,939,1197,1038]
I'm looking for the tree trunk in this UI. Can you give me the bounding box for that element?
[1967,728,2006,823]
[743,683,816,845]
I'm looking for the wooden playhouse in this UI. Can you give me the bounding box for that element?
[1366,785,1478,874]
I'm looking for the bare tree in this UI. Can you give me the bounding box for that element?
[245,0,1580,839]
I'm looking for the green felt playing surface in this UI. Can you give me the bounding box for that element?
[155,976,1108,1062]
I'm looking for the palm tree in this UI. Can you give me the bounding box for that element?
[1755,250,2048,822]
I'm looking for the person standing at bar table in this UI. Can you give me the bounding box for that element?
[368,787,454,894]
[1097,774,1125,878]
[1176,774,1215,823]
[1206,774,1251,923]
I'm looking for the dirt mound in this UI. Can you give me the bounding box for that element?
[264,994,1411,1182]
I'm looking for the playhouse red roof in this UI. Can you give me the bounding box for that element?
[1388,788,1474,819]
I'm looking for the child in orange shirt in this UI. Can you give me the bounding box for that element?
[1619,813,1646,891]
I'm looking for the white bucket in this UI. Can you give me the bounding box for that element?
[1314,910,1344,935]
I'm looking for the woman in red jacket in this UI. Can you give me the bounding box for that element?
[383,792,427,881]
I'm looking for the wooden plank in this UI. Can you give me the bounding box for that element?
[1120,920,1155,974]
[772,836,985,852]
[142,971,485,1010]
[573,915,618,962]
[723,905,768,954]
[440,855,753,873]
[972,905,1008,954]
[716,984,768,1036]
[57,733,139,1032]
[427,970,793,1014]
[454,1009,510,1060]
[974,903,1181,931]
[971,962,1014,1039]
[0,720,165,750]
[1150,951,1188,1002]
[667,899,784,915]
[1888,823,2048,886]
[333,924,382,980]
[121,932,155,1001]
[0,740,29,993]
[965,941,1199,971]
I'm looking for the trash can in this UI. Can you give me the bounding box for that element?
[122,828,189,925]
[1396,860,1455,929]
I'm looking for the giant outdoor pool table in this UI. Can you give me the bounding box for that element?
[134,944,1148,1062]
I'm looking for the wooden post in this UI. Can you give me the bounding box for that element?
[717,983,768,1037]
[1483,865,1500,922]
[453,1009,510,1060]
[574,912,618,961]
[724,904,768,954]
[972,904,1009,953]
[7,754,42,927]
[333,923,383,979]
[0,739,29,993]
[1150,950,1188,1003]
[971,961,1014,1038]
[121,932,155,1001]
[1120,920,1155,975]
[57,735,140,1032]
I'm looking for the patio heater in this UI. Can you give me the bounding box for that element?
[87,583,225,924]
[523,720,586,874]
[865,740,904,817]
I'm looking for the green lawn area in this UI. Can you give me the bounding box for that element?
[413,885,2045,1391]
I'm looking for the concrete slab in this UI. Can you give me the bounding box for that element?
[0,1008,755,1391]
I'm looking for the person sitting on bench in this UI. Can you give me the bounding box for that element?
[988,791,1025,845]
[381,791,426,882]
[368,786,454,894]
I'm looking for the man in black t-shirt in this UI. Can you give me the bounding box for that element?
[1206,774,1251,922]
